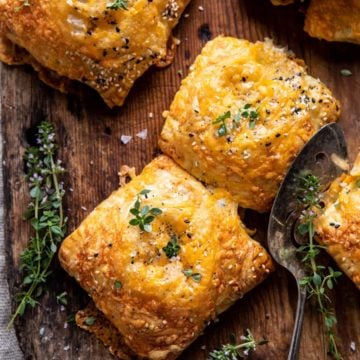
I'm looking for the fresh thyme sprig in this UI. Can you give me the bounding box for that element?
[162,234,180,258]
[296,172,343,360]
[8,121,67,327]
[213,104,260,137]
[242,105,259,130]
[129,189,162,232]
[209,329,268,359]
[107,0,128,10]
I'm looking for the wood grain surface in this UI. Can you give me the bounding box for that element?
[1,1,359,359]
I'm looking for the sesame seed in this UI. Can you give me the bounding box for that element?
[162,0,180,20]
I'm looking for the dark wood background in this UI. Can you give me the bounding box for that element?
[1,0,359,359]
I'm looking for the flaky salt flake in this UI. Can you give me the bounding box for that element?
[350,341,356,352]
[136,129,148,140]
[120,135,132,144]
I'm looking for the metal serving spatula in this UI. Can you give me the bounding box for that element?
[267,123,348,360]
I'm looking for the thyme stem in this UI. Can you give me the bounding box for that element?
[208,329,268,359]
[296,173,342,359]
[8,121,66,327]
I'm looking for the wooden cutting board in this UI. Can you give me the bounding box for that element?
[1,1,359,359]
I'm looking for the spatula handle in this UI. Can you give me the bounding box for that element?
[287,283,307,360]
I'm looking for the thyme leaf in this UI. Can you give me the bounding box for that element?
[163,235,180,258]
[340,69,352,77]
[213,104,260,137]
[107,0,128,10]
[213,111,231,137]
[56,291,68,306]
[183,269,202,283]
[114,280,122,290]
[84,316,96,326]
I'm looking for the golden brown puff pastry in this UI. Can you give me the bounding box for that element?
[76,302,136,360]
[304,0,360,44]
[0,0,190,107]
[314,153,360,289]
[59,155,273,360]
[159,36,340,213]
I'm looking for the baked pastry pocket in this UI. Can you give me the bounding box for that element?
[0,0,191,107]
[304,0,360,44]
[59,155,273,359]
[159,36,340,212]
[314,153,360,289]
